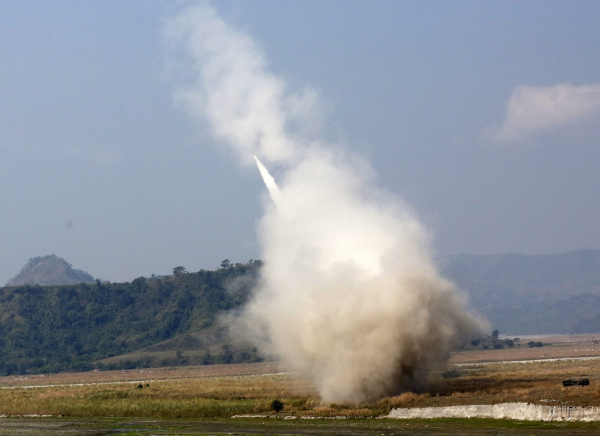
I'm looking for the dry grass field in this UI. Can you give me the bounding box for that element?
[0,372,314,418]
[0,362,281,388]
[1,334,600,420]
[450,334,600,364]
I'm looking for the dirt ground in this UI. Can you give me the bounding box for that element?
[1,417,600,436]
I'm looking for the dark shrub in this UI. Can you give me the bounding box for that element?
[441,369,461,379]
[271,400,284,413]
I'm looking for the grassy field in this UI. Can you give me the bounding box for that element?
[450,334,600,364]
[2,341,600,419]
[0,362,281,387]
[0,373,314,418]
[0,339,600,435]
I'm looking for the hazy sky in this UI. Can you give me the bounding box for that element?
[1,1,600,283]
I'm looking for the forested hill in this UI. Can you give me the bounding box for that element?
[5,249,600,375]
[0,261,260,375]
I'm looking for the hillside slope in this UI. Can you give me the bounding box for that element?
[0,261,260,375]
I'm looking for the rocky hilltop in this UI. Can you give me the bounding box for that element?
[6,254,95,286]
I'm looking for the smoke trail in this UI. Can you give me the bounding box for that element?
[165,3,483,403]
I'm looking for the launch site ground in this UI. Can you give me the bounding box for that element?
[2,334,600,434]
[1,417,600,436]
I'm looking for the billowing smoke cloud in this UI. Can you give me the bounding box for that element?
[165,3,483,403]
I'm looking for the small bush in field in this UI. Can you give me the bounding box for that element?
[441,369,461,379]
[271,399,284,413]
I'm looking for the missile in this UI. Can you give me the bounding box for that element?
[253,155,281,205]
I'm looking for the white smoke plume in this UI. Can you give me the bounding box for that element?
[165,3,483,403]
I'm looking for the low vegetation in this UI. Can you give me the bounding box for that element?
[0,372,315,418]
[3,355,600,419]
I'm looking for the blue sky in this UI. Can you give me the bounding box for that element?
[1,1,600,283]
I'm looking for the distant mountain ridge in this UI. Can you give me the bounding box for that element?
[6,254,95,286]
[440,249,600,335]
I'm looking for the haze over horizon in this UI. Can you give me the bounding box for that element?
[1,1,600,284]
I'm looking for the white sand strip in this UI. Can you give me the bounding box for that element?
[388,402,600,421]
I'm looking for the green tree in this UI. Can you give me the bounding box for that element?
[492,329,499,339]
[172,266,187,276]
[220,259,231,269]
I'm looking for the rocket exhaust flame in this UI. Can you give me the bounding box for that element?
[253,155,281,205]
[166,3,484,403]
